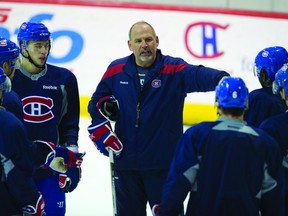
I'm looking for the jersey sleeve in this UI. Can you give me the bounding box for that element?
[181,63,230,93]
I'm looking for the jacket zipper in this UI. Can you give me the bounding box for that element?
[136,102,140,127]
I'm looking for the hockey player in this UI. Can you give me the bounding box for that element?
[0,37,24,121]
[244,46,288,127]
[153,77,285,216]
[0,67,46,215]
[87,21,230,216]
[259,63,288,215]
[12,22,81,215]
[0,67,84,215]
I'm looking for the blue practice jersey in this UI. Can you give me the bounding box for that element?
[244,87,286,127]
[12,64,80,146]
[260,111,288,161]
[0,108,41,215]
[12,64,80,179]
[260,111,288,204]
[159,117,284,216]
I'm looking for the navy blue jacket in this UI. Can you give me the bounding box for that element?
[88,49,229,170]
[159,118,284,216]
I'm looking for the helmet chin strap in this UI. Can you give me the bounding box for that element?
[21,49,46,70]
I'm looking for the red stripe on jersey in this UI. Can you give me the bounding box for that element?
[160,64,187,75]
[102,63,125,79]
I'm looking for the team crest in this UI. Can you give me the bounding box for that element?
[151,79,161,88]
[262,51,269,57]
[22,96,54,123]
[0,39,7,47]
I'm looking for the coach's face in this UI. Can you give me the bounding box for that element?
[128,23,159,68]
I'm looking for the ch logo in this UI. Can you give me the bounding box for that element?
[185,22,229,59]
[22,96,54,123]
[151,79,161,88]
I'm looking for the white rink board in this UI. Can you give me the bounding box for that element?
[1,2,288,105]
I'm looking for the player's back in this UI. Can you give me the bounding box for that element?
[244,87,286,127]
[0,109,34,215]
[186,119,284,216]
[260,112,288,157]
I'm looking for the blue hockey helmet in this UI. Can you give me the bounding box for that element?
[0,67,11,93]
[216,77,249,109]
[273,63,288,97]
[254,46,288,81]
[17,22,51,45]
[0,37,20,69]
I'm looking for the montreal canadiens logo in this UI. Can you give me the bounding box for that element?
[0,39,7,47]
[151,79,161,88]
[262,51,269,57]
[22,96,54,123]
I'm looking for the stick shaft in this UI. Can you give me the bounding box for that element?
[109,149,117,216]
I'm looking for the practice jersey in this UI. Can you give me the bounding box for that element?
[260,111,288,162]
[244,87,286,127]
[0,109,41,215]
[159,117,284,216]
[88,49,229,170]
[12,64,80,179]
[12,64,80,146]
[260,111,288,199]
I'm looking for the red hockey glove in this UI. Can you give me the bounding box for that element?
[22,194,45,216]
[42,143,85,173]
[55,147,84,167]
[59,166,82,193]
[87,119,123,157]
[51,150,85,173]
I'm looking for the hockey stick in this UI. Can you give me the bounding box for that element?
[109,148,117,216]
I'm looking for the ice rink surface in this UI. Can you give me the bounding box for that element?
[65,117,154,216]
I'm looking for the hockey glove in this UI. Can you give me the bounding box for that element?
[55,146,84,167]
[96,95,119,121]
[50,148,85,173]
[59,166,82,193]
[87,119,123,157]
[41,143,85,173]
[22,194,45,216]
